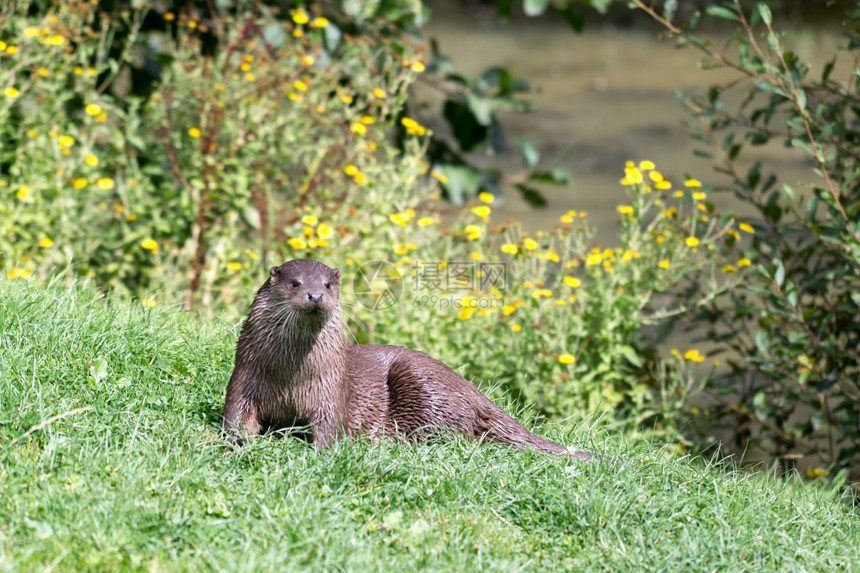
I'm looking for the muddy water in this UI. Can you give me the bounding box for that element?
[419,2,849,244]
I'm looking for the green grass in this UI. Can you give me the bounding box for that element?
[1,279,858,572]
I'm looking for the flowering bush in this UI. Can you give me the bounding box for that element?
[0,2,430,308]
[354,161,746,443]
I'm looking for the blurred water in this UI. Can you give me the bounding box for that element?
[419,2,849,244]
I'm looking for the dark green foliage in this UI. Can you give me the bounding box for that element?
[640,0,860,477]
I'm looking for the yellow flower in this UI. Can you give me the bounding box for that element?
[523,238,538,251]
[141,238,159,252]
[655,180,672,190]
[739,222,755,234]
[459,307,476,320]
[621,166,643,185]
[401,117,427,136]
[244,72,255,82]
[96,177,115,190]
[360,115,376,125]
[24,27,40,38]
[37,68,48,77]
[685,178,702,188]
[164,12,175,21]
[806,467,830,479]
[7,267,31,280]
[300,54,315,67]
[141,298,156,309]
[288,237,308,249]
[559,214,574,224]
[310,17,329,28]
[85,103,102,116]
[373,88,385,99]
[0,41,5,50]
[639,160,655,170]
[4,87,19,98]
[317,223,334,239]
[470,251,483,261]
[188,127,202,138]
[563,276,581,288]
[353,172,368,186]
[72,178,87,189]
[350,122,367,135]
[502,305,517,316]
[693,192,707,201]
[738,258,752,267]
[649,170,664,183]
[617,205,634,215]
[659,259,670,269]
[478,191,494,204]
[38,238,54,248]
[464,224,482,241]
[291,9,309,24]
[288,92,303,102]
[532,289,553,299]
[511,324,522,333]
[501,243,519,255]
[558,354,576,365]
[6,45,18,54]
[685,236,700,248]
[585,253,601,266]
[227,262,242,271]
[16,185,29,200]
[416,217,435,227]
[430,170,447,183]
[343,164,359,176]
[471,205,491,219]
[40,35,66,46]
[683,349,705,363]
[58,135,75,148]
[301,215,318,226]
[188,20,198,29]
[722,265,738,274]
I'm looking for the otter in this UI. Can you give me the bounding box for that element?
[222,259,591,461]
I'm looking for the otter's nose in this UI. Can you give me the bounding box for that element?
[308,292,324,304]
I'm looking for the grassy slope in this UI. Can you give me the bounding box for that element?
[0,280,858,572]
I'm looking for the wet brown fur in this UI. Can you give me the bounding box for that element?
[222,259,591,460]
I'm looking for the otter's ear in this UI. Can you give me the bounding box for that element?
[269,266,281,282]
[332,268,341,284]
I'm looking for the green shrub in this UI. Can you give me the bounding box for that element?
[634,0,860,476]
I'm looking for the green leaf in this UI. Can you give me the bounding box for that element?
[438,165,481,205]
[518,138,540,168]
[323,23,342,53]
[757,3,772,25]
[773,259,785,287]
[555,2,585,32]
[705,5,738,20]
[513,183,547,207]
[524,0,548,17]
[529,168,570,184]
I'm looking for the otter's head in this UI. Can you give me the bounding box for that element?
[266,259,341,316]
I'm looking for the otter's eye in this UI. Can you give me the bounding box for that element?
[324,282,331,290]
[291,280,301,288]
